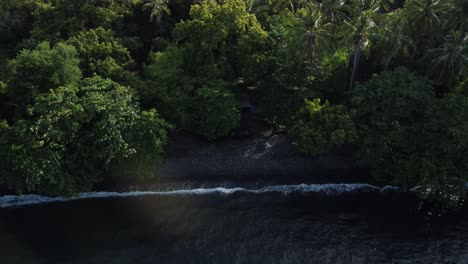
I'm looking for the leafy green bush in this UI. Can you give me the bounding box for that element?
[415,94,468,207]
[289,99,358,155]
[318,50,349,104]
[66,27,134,81]
[0,76,170,195]
[172,0,267,83]
[110,108,173,180]
[144,47,194,125]
[29,0,136,41]
[353,68,468,207]
[0,81,6,95]
[5,41,82,113]
[352,68,434,186]
[188,81,240,140]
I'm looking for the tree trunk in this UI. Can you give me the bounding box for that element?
[348,42,361,94]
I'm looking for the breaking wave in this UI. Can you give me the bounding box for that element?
[0,183,389,208]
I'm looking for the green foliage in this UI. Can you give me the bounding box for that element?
[66,27,134,81]
[352,68,434,186]
[5,41,82,114]
[144,47,193,125]
[0,76,170,195]
[353,67,468,206]
[143,0,171,23]
[0,0,45,43]
[425,31,468,90]
[259,10,319,126]
[173,0,268,84]
[403,0,456,48]
[143,0,267,125]
[0,81,6,95]
[311,0,352,25]
[317,50,349,103]
[30,0,141,41]
[0,0,466,208]
[0,44,12,79]
[289,99,357,155]
[375,9,415,69]
[260,67,317,127]
[188,81,240,140]
[244,0,292,26]
[287,5,334,64]
[454,77,468,96]
[341,6,380,91]
[415,94,468,207]
[110,108,172,180]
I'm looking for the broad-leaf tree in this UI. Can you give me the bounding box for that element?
[0,76,170,195]
[4,41,82,117]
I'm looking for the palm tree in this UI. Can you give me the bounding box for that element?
[289,5,334,64]
[426,31,468,89]
[313,0,353,25]
[403,0,453,48]
[245,0,270,16]
[143,0,171,24]
[143,0,171,52]
[290,0,309,13]
[378,11,415,69]
[343,8,379,92]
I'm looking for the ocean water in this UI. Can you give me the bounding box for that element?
[0,184,467,264]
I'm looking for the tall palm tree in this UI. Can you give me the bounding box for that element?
[378,11,415,69]
[245,0,270,15]
[343,8,379,92]
[143,0,171,52]
[313,0,353,25]
[143,0,171,24]
[403,0,453,48]
[289,5,334,64]
[426,31,468,89]
[290,0,309,13]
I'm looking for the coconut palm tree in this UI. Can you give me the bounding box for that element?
[289,5,334,64]
[290,0,309,13]
[143,0,171,52]
[378,11,415,69]
[426,31,468,89]
[313,0,353,25]
[403,0,453,48]
[343,9,379,92]
[244,0,270,15]
[143,0,171,24]
[341,0,399,92]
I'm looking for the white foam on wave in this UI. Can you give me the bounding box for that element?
[0,183,383,209]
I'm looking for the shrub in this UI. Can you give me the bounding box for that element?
[352,67,434,186]
[353,68,468,207]
[415,94,468,207]
[188,81,240,140]
[6,41,82,113]
[317,50,349,104]
[144,47,194,125]
[289,99,358,155]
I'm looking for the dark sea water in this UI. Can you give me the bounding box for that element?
[1,184,468,264]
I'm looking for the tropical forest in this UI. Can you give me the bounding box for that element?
[0,0,467,203]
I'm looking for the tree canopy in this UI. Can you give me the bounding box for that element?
[0,76,170,195]
[0,0,467,206]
